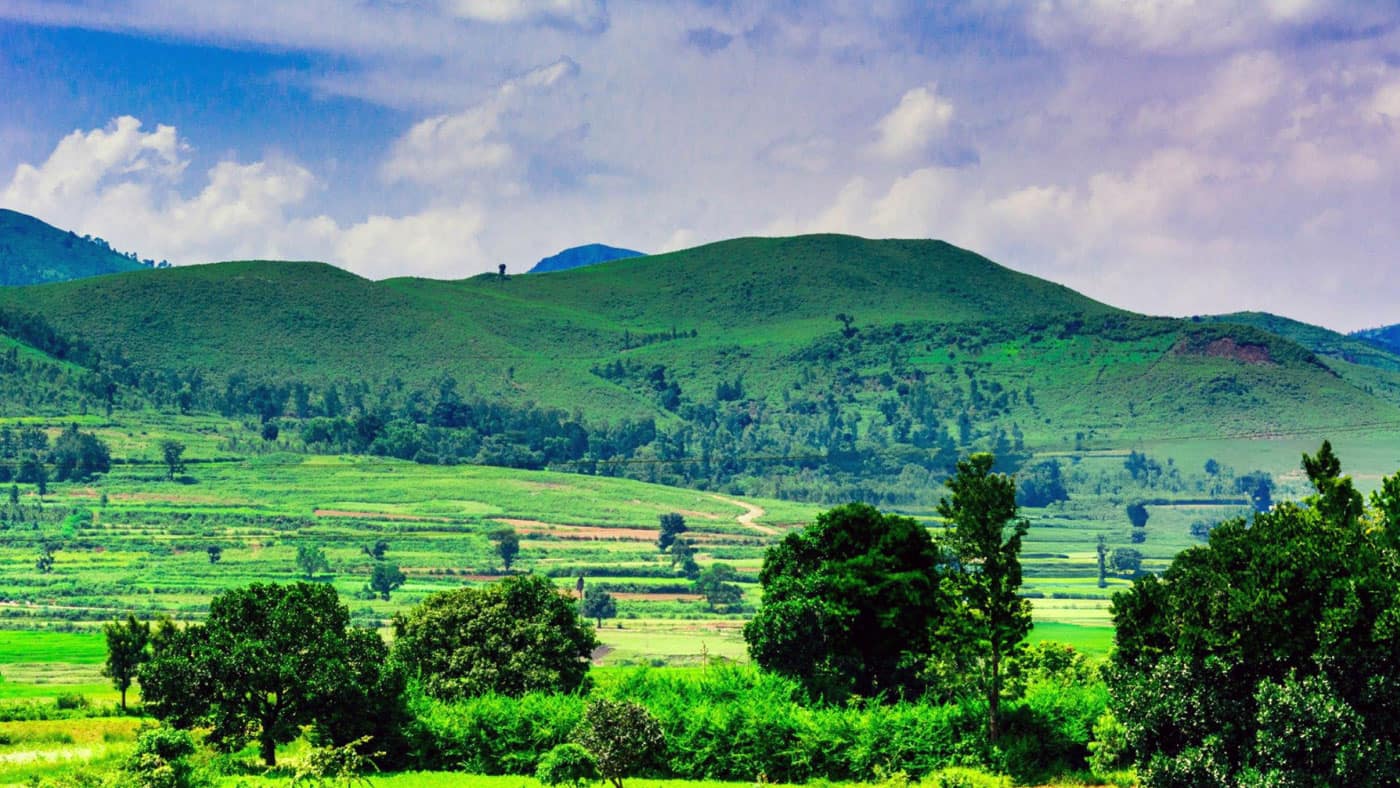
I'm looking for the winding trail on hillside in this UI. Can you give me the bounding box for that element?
[710,495,777,536]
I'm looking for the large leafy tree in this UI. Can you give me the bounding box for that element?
[138,582,393,766]
[743,502,952,701]
[938,452,1031,742]
[392,573,598,700]
[1109,441,1400,786]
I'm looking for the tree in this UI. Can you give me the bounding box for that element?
[743,502,952,701]
[1108,547,1142,576]
[102,614,150,712]
[668,538,700,580]
[582,589,617,627]
[1235,470,1275,513]
[537,743,601,788]
[938,452,1032,742]
[657,512,687,552]
[490,528,521,571]
[1125,501,1149,528]
[1016,459,1069,507]
[694,563,743,611]
[296,544,331,578]
[49,424,111,481]
[362,540,389,561]
[1108,442,1400,784]
[573,698,664,788]
[392,574,598,700]
[206,545,222,564]
[35,546,54,574]
[369,563,406,600]
[138,582,396,766]
[1096,535,1108,589]
[160,440,185,481]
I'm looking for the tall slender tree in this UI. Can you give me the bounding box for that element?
[938,452,1032,742]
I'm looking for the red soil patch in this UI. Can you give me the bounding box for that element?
[1175,337,1273,365]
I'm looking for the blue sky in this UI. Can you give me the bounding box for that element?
[2,1,1399,330]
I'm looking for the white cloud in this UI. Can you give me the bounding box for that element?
[381,57,579,185]
[869,85,954,161]
[1029,0,1327,53]
[1,116,490,278]
[335,205,489,277]
[442,0,607,31]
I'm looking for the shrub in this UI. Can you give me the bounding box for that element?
[124,724,203,788]
[536,743,601,787]
[573,699,664,788]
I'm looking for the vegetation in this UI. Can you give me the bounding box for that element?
[1109,441,1400,785]
[939,453,1032,742]
[743,502,950,700]
[392,574,599,700]
[139,582,390,765]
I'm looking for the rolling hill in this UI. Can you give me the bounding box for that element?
[2,233,1398,496]
[528,243,643,274]
[0,209,151,285]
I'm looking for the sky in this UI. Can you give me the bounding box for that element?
[2,1,1399,331]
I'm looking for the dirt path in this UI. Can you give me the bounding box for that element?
[710,495,777,536]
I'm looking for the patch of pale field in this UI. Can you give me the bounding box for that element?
[1030,597,1114,627]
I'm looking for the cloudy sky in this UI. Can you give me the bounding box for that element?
[2,1,1399,330]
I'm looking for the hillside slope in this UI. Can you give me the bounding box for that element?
[0,209,149,285]
[1354,324,1400,356]
[528,243,643,274]
[0,234,1395,447]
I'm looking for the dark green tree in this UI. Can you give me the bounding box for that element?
[138,582,394,766]
[206,545,222,564]
[102,614,150,711]
[1108,441,1400,785]
[296,544,331,578]
[490,528,521,571]
[362,540,389,561]
[369,563,406,600]
[1016,459,1069,507]
[49,425,111,482]
[1096,535,1108,589]
[1235,470,1275,513]
[1109,547,1142,576]
[694,563,743,611]
[938,452,1032,742]
[657,512,687,552]
[1125,501,1149,528]
[160,440,185,481]
[743,502,952,700]
[582,589,617,627]
[392,574,598,700]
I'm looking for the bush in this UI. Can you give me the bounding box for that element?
[927,766,1012,788]
[536,743,601,787]
[573,699,664,788]
[125,724,203,788]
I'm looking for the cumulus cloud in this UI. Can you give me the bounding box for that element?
[381,57,579,186]
[869,85,955,161]
[1,116,489,277]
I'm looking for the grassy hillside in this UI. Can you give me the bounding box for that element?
[2,234,1394,440]
[0,209,148,285]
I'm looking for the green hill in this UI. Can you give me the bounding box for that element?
[1354,324,1400,356]
[0,209,150,285]
[1207,312,1400,372]
[1,233,1398,503]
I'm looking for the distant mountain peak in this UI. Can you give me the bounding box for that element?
[527,243,644,274]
